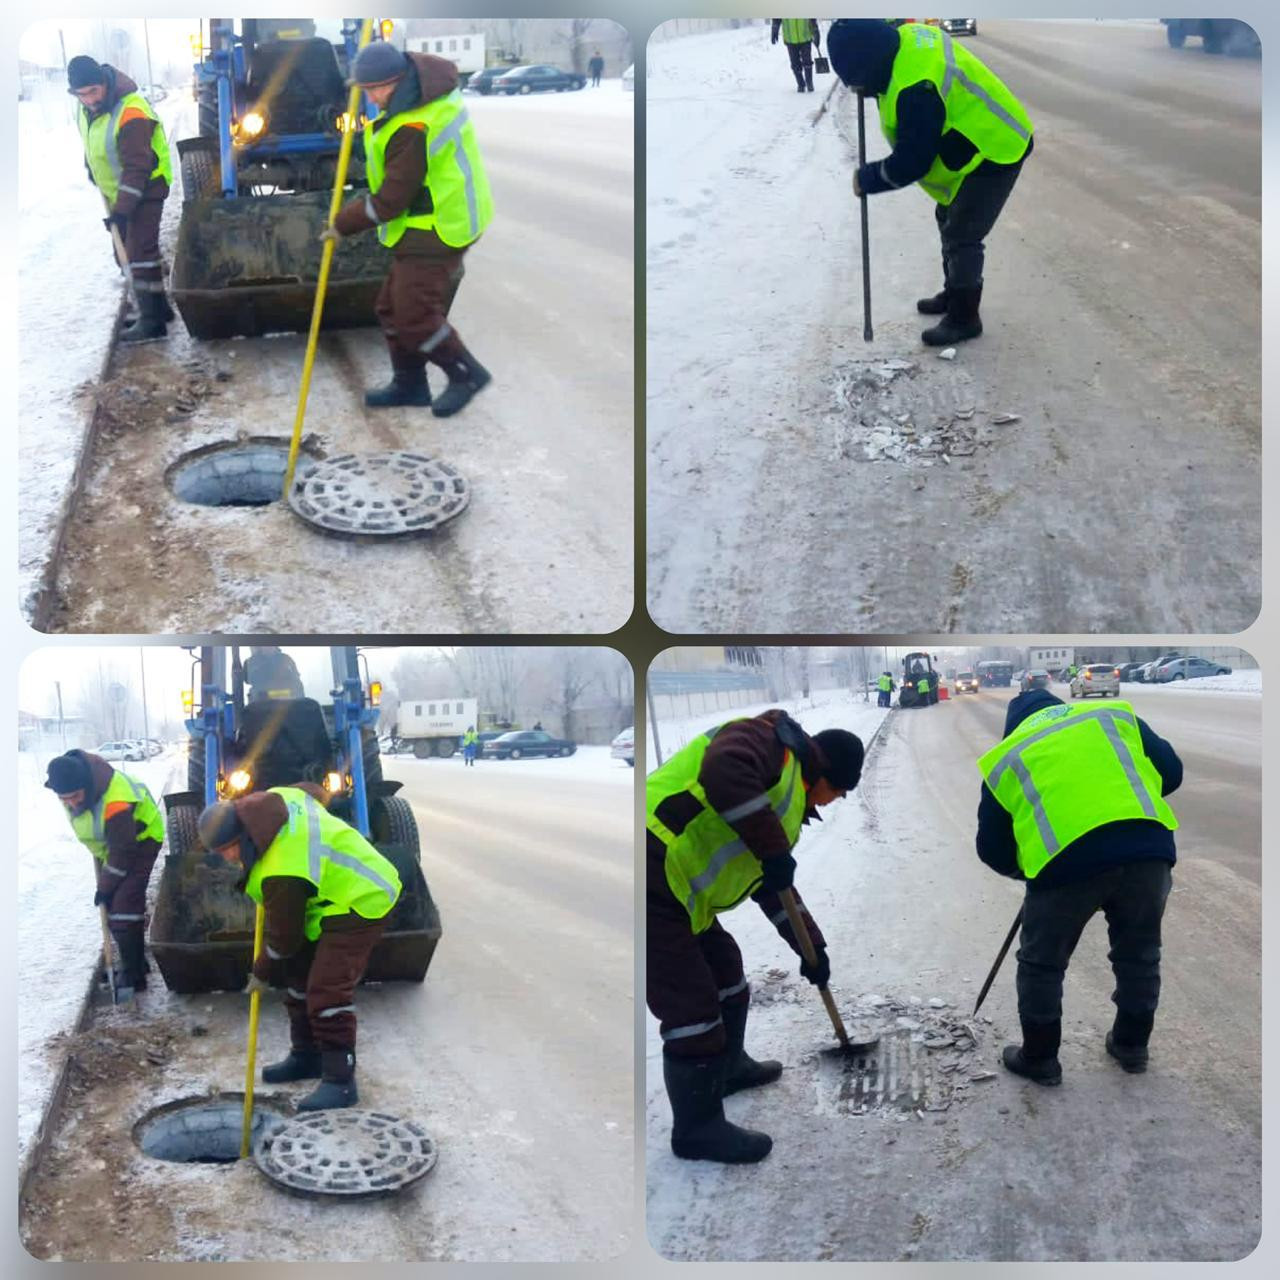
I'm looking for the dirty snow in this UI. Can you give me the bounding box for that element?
[17,748,179,1173]
[469,76,634,119]
[1132,669,1262,697]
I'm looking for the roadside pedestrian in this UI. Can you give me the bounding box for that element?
[976,689,1182,1085]
[647,710,865,1162]
[827,19,1034,346]
[68,54,174,343]
[462,724,479,766]
[243,646,305,702]
[771,19,821,93]
[589,49,605,88]
[326,43,494,417]
[877,670,895,708]
[46,749,165,994]
[198,784,402,1110]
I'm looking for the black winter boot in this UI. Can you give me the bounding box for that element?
[1106,1010,1154,1073]
[1001,1018,1062,1086]
[721,1001,783,1096]
[297,1049,358,1110]
[116,931,150,991]
[262,1050,323,1084]
[119,291,168,344]
[664,1051,773,1163]
[432,349,492,418]
[921,285,983,346]
[365,352,431,408]
[916,289,949,315]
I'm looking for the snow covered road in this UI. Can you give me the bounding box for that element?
[646,22,1259,633]
[646,686,1260,1260]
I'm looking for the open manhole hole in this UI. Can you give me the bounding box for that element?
[288,451,469,537]
[167,438,313,508]
[134,1095,287,1165]
[256,1109,437,1198]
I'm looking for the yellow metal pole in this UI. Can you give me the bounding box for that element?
[240,901,266,1159]
[282,16,375,497]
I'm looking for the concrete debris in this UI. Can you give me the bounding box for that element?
[969,1071,997,1082]
[938,347,957,360]
[928,998,948,1008]
[991,412,1021,424]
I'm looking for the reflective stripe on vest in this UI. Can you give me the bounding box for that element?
[78,92,172,206]
[977,702,1177,879]
[364,89,494,249]
[70,769,165,863]
[879,23,1032,206]
[647,722,808,933]
[781,19,812,44]
[244,787,401,940]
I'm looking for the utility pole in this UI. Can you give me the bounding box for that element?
[143,18,154,91]
[139,648,150,747]
[55,681,66,750]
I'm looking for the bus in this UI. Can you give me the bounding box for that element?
[977,660,1013,688]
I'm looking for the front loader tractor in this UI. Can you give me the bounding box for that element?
[898,651,940,708]
[151,644,442,993]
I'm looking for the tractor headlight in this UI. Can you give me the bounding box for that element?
[324,770,344,794]
[236,109,267,141]
[227,768,252,794]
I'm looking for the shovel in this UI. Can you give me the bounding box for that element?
[98,903,121,1005]
[778,888,879,1056]
[856,91,873,342]
[240,902,266,1159]
[973,905,1024,1016]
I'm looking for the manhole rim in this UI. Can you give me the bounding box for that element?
[164,436,323,508]
[132,1092,292,1165]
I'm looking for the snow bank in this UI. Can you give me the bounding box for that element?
[470,78,633,118]
[391,743,634,785]
[1134,669,1261,697]
[18,749,179,1169]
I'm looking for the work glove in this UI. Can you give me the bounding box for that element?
[92,887,115,909]
[758,851,796,893]
[800,947,831,987]
[318,225,343,245]
[244,973,270,996]
[102,211,128,236]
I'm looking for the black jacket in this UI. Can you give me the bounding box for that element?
[975,690,1182,890]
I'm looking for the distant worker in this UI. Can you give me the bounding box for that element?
[771,19,822,93]
[326,43,494,417]
[462,724,479,766]
[976,689,1182,1085]
[588,49,605,88]
[46,749,165,995]
[827,20,1033,347]
[198,784,402,1110]
[648,710,865,1163]
[533,720,544,731]
[68,55,174,343]
[877,671,895,708]
[243,646,305,702]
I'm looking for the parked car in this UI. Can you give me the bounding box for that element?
[482,730,577,759]
[610,726,635,767]
[940,19,977,36]
[493,64,586,95]
[954,671,979,693]
[96,740,147,762]
[1071,664,1120,699]
[1020,669,1051,692]
[1137,653,1185,684]
[621,63,634,92]
[1150,657,1232,683]
[466,67,509,95]
[1116,662,1146,683]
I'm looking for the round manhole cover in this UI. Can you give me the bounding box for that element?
[287,451,469,537]
[254,1110,437,1198]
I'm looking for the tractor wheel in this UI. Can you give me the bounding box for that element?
[380,793,421,862]
[166,803,201,861]
[180,144,221,203]
[186,736,207,795]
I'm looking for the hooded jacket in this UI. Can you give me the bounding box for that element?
[332,52,462,254]
[79,65,169,217]
[62,749,162,893]
[975,690,1183,888]
[826,19,1031,197]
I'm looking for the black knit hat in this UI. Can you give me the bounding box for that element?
[197,800,244,851]
[350,42,408,87]
[813,729,865,792]
[45,752,92,794]
[67,55,106,92]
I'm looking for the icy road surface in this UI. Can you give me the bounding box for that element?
[646,685,1260,1261]
[31,87,633,633]
[20,755,633,1260]
[646,22,1259,633]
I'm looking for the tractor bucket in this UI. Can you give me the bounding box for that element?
[150,802,442,994]
[170,190,386,341]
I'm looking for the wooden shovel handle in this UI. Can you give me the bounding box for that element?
[778,888,850,1047]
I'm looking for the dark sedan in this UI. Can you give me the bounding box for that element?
[493,64,587,95]
[466,67,509,95]
[482,730,577,759]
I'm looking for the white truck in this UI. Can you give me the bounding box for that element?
[406,32,487,84]
[393,696,479,758]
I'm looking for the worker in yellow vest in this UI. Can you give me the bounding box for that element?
[771,19,822,93]
[46,750,165,995]
[976,689,1182,1084]
[827,20,1033,346]
[198,784,402,1110]
[68,55,174,342]
[327,42,494,418]
[648,710,864,1162]
[462,725,479,767]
